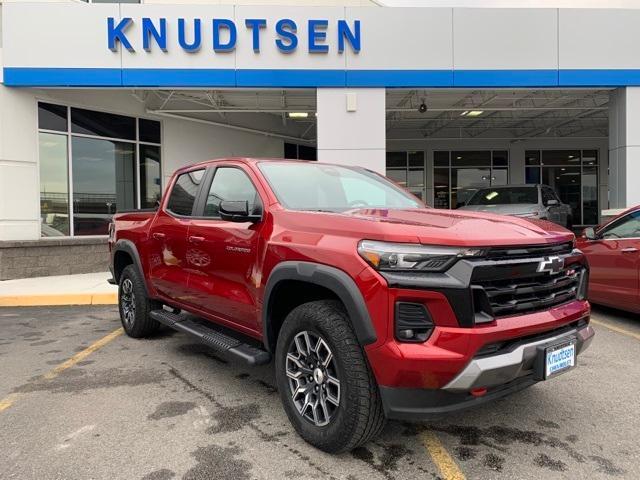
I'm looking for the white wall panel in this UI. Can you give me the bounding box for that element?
[453,8,558,70]
[2,3,120,69]
[560,9,640,69]
[345,7,452,70]
[317,88,385,173]
[317,88,385,150]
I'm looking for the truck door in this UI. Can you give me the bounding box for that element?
[542,187,565,225]
[147,168,206,303]
[581,210,640,310]
[186,165,265,334]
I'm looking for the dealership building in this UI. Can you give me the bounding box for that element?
[1,0,640,278]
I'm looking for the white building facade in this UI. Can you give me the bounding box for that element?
[0,0,639,277]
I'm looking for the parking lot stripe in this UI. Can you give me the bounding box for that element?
[422,430,466,480]
[591,319,640,342]
[0,327,124,413]
[43,328,124,380]
[0,393,20,413]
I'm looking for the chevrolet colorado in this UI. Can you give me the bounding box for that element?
[108,158,594,453]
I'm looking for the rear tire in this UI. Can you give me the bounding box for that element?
[275,300,386,453]
[118,264,160,338]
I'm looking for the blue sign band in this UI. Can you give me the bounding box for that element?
[5,67,640,88]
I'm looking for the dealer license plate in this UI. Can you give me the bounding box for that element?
[545,341,576,379]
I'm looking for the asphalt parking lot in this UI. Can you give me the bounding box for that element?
[0,305,638,480]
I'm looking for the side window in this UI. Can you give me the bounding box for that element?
[541,188,556,206]
[166,169,205,216]
[602,212,640,239]
[204,167,260,218]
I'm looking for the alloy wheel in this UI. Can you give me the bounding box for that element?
[285,331,341,427]
[120,278,136,327]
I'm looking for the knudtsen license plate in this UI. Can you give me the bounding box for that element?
[545,341,576,379]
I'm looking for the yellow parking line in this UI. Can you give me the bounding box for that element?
[591,318,640,341]
[0,328,124,413]
[422,430,466,480]
[0,393,20,413]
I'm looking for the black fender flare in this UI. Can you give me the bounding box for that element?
[112,239,149,295]
[262,261,377,352]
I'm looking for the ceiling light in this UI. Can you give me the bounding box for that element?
[288,112,308,118]
[460,111,469,117]
[466,110,484,117]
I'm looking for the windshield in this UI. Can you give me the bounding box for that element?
[258,162,423,211]
[467,187,538,206]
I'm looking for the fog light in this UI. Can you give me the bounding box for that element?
[397,329,414,340]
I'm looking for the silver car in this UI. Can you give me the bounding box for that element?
[457,184,573,228]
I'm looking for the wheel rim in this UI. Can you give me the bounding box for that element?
[120,278,136,327]
[286,331,341,427]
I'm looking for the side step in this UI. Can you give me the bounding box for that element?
[149,309,271,366]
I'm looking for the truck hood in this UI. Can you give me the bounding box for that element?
[458,203,539,215]
[275,207,573,247]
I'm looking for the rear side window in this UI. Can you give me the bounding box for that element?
[166,169,205,216]
[541,188,556,205]
[204,167,260,218]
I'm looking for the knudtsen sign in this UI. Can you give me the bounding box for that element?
[107,17,362,54]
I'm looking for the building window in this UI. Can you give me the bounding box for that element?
[284,142,317,161]
[38,102,162,237]
[525,149,599,226]
[433,150,509,209]
[385,151,426,201]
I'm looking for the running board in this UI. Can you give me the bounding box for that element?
[149,309,271,366]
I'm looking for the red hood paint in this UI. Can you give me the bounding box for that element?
[274,207,573,247]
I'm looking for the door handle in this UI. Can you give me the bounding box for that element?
[621,247,638,253]
[152,232,165,240]
[189,236,205,244]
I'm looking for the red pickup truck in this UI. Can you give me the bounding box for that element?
[108,158,594,453]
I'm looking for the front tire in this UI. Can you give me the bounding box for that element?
[275,300,386,453]
[118,264,160,338]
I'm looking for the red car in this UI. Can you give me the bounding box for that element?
[109,158,593,453]
[578,205,640,313]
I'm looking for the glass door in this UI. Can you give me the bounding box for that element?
[434,150,510,209]
[386,151,426,201]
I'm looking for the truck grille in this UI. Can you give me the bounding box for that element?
[486,241,573,260]
[477,266,583,317]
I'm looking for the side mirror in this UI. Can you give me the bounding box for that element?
[583,227,597,240]
[547,199,559,206]
[219,200,261,223]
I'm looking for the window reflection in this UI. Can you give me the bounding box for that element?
[525,149,599,226]
[433,151,509,209]
[140,144,161,208]
[72,137,135,235]
[37,102,162,236]
[39,133,69,236]
[385,151,425,201]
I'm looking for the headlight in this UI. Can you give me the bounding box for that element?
[357,240,486,272]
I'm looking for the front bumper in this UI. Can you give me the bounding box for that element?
[380,376,537,420]
[443,320,594,392]
[378,319,594,420]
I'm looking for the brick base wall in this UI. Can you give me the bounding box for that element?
[0,237,109,280]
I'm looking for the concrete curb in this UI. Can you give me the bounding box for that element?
[0,293,118,307]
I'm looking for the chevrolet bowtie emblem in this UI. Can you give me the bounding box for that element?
[537,256,564,275]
